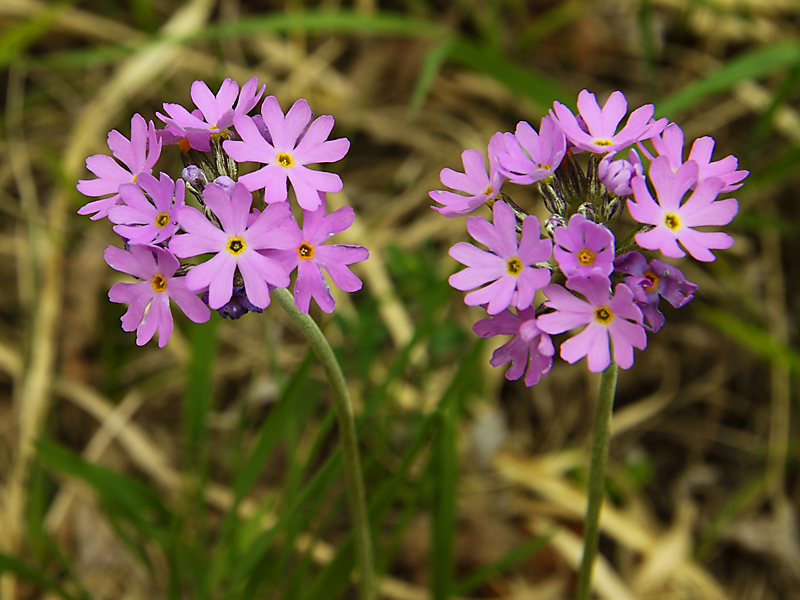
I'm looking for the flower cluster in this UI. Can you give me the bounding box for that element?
[78,77,368,347]
[432,89,744,383]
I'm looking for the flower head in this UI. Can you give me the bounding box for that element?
[268,196,369,313]
[169,181,302,310]
[627,156,738,261]
[538,275,647,372]
[648,123,748,192]
[449,200,552,315]
[109,172,185,245]
[614,251,698,331]
[223,96,350,210]
[105,244,210,347]
[157,77,265,152]
[551,89,666,154]
[496,116,566,185]
[77,114,162,220]
[598,149,643,197]
[429,133,507,217]
[553,213,615,277]
[473,306,554,386]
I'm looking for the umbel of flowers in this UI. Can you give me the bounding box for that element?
[77,77,369,347]
[431,89,746,384]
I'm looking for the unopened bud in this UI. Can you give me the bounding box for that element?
[545,214,567,238]
[577,202,598,223]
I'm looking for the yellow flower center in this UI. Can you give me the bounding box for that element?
[506,257,523,275]
[155,212,170,228]
[594,139,613,147]
[577,249,595,266]
[297,242,315,260]
[277,153,294,168]
[131,174,138,184]
[210,124,218,130]
[594,306,614,324]
[151,274,167,293]
[537,163,551,170]
[643,270,659,291]
[483,186,493,197]
[664,213,680,230]
[227,237,246,255]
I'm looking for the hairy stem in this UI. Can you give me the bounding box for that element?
[273,287,376,600]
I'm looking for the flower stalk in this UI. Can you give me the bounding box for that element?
[576,360,619,600]
[272,287,376,600]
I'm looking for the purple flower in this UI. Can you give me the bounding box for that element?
[627,157,738,262]
[77,114,162,220]
[104,244,210,347]
[538,275,647,372]
[553,213,615,277]
[429,133,507,217]
[496,116,566,185]
[449,201,552,315]
[269,196,369,314]
[598,149,643,197]
[614,251,698,331]
[223,96,350,210]
[204,286,264,320]
[473,306,554,386]
[157,77,265,152]
[551,90,667,154]
[109,172,185,245]
[647,123,748,192]
[169,181,302,310]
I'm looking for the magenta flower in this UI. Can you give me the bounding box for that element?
[598,149,643,197]
[614,251,698,331]
[473,306,554,386]
[77,114,162,220]
[429,132,507,217]
[223,96,350,210]
[449,201,552,315]
[268,196,369,313]
[647,123,748,192]
[169,181,302,310]
[553,213,615,277]
[109,172,185,245]
[538,275,647,372]
[157,77,265,152]
[105,244,210,348]
[496,116,566,185]
[627,157,738,262]
[551,89,667,154]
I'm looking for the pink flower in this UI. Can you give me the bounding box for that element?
[223,96,350,210]
[105,244,210,348]
[496,116,566,185]
[429,133,507,217]
[449,201,552,315]
[77,114,162,220]
[598,149,643,197]
[553,213,615,277]
[268,196,369,313]
[646,123,748,192]
[157,77,265,152]
[109,172,185,245]
[551,89,666,154]
[538,275,647,372]
[627,156,738,262]
[473,306,554,386]
[169,181,302,310]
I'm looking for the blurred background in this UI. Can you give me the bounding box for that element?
[0,0,798,599]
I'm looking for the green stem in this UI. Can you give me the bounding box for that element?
[272,287,377,600]
[576,361,619,600]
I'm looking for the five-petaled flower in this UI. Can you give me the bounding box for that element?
[109,172,185,245]
[169,181,302,310]
[223,96,350,210]
[105,244,210,348]
[449,200,552,315]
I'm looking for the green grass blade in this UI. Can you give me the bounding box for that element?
[657,42,800,116]
[0,552,80,600]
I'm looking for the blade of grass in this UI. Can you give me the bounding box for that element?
[657,42,800,116]
[408,37,455,117]
[0,552,80,600]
